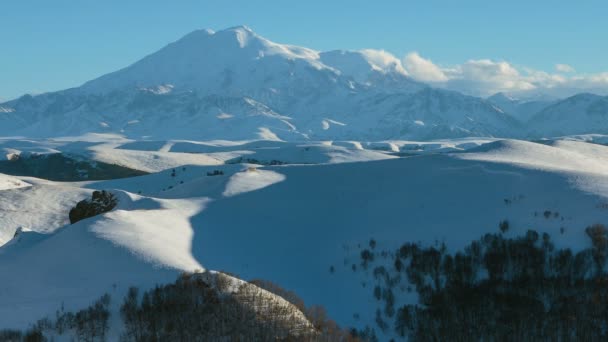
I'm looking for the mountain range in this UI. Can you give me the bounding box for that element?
[0,25,606,141]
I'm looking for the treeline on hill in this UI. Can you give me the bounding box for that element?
[0,273,369,342]
[8,220,608,341]
[119,272,317,341]
[249,279,378,342]
[0,294,111,342]
[119,272,371,341]
[354,222,608,340]
[0,153,146,181]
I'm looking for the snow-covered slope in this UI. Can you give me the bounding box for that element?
[528,93,608,137]
[0,177,88,245]
[319,49,422,92]
[0,185,313,337]
[0,26,524,141]
[188,143,608,338]
[2,137,607,340]
[0,174,30,191]
[355,88,522,140]
[0,190,200,329]
[487,92,555,123]
[81,26,334,95]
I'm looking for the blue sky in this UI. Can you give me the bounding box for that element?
[1,0,607,100]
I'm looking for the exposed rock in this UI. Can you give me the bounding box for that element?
[69,190,117,224]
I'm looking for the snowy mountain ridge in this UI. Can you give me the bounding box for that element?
[1,26,607,141]
[3,25,589,141]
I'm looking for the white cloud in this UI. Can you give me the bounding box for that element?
[402,53,608,98]
[403,52,448,82]
[359,49,408,75]
[555,63,575,73]
[444,59,535,96]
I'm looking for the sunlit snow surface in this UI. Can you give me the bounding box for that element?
[0,174,30,191]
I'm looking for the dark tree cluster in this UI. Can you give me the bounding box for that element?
[1,272,374,342]
[0,294,111,342]
[226,157,287,166]
[69,190,118,224]
[387,224,608,340]
[56,294,111,341]
[119,273,320,341]
[250,278,369,341]
[360,249,374,269]
[0,153,147,182]
[0,329,43,342]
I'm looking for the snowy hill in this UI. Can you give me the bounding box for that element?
[2,136,608,339]
[0,188,314,339]
[0,26,525,141]
[187,140,608,338]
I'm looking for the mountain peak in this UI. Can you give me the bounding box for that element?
[175,25,261,49]
[222,25,254,33]
[215,25,260,48]
[78,25,338,97]
[488,92,517,102]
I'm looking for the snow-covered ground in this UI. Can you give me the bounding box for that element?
[1,136,608,339]
[0,174,30,191]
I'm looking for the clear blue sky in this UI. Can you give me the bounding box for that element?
[1,0,606,100]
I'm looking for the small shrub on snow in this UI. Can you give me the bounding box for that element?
[206,169,224,176]
[68,190,118,224]
[499,220,510,233]
[369,239,377,250]
[360,249,374,268]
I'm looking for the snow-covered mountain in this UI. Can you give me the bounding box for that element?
[486,92,556,123]
[0,26,525,141]
[527,93,608,137]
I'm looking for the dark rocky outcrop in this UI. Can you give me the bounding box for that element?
[69,191,118,224]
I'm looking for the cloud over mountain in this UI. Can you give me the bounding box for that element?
[402,53,608,98]
[403,52,448,82]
